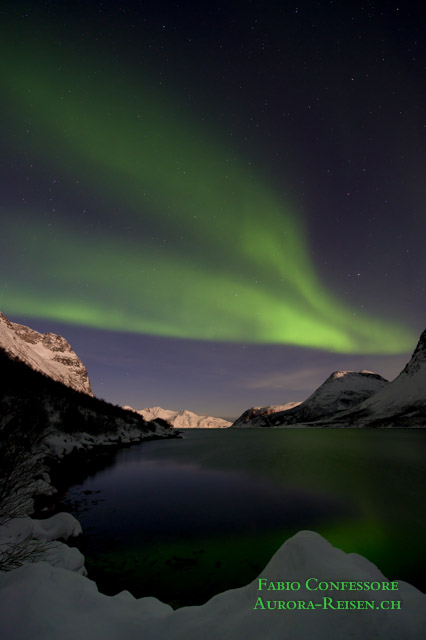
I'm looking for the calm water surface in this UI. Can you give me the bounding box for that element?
[62,429,426,607]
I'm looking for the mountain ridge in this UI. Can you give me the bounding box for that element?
[0,312,93,395]
[324,328,426,427]
[234,327,426,428]
[232,370,389,427]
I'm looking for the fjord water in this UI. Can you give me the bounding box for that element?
[63,429,426,607]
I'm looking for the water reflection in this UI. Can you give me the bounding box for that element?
[62,428,426,606]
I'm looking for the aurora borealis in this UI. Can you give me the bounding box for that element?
[1,1,425,413]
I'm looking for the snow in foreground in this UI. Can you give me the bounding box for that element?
[0,513,85,575]
[0,529,424,640]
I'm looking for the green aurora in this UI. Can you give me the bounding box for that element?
[0,40,415,353]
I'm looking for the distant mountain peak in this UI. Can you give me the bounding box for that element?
[232,403,301,427]
[327,370,388,383]
[126,405,231,428]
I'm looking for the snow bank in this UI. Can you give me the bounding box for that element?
[43,541,86,574]
[30,512,82,541]
[0,513,86,575]
[0,530,424,639]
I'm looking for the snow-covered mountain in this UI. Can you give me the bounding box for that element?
[0,311,93,395]
[124,405,231,428]
[328,328,426,427]
[232,402,301,427]
[234,371,388,427]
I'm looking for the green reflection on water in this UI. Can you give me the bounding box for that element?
[68,429,426,607]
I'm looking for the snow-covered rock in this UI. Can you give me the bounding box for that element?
[0,311,93,395]
[125,405,231,428]
[237,371,388,427]
[232,402,301,427]
[0,530,424,639]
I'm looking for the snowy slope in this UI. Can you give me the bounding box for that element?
[232,402,301,427]
[0,530,424,640]
[235,371,388,427]
[0,312,92,395]
[360,329,426,416]
[124,405,231,428]
[328,328,426,427]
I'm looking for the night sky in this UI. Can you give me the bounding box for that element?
[1,1,425,417]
